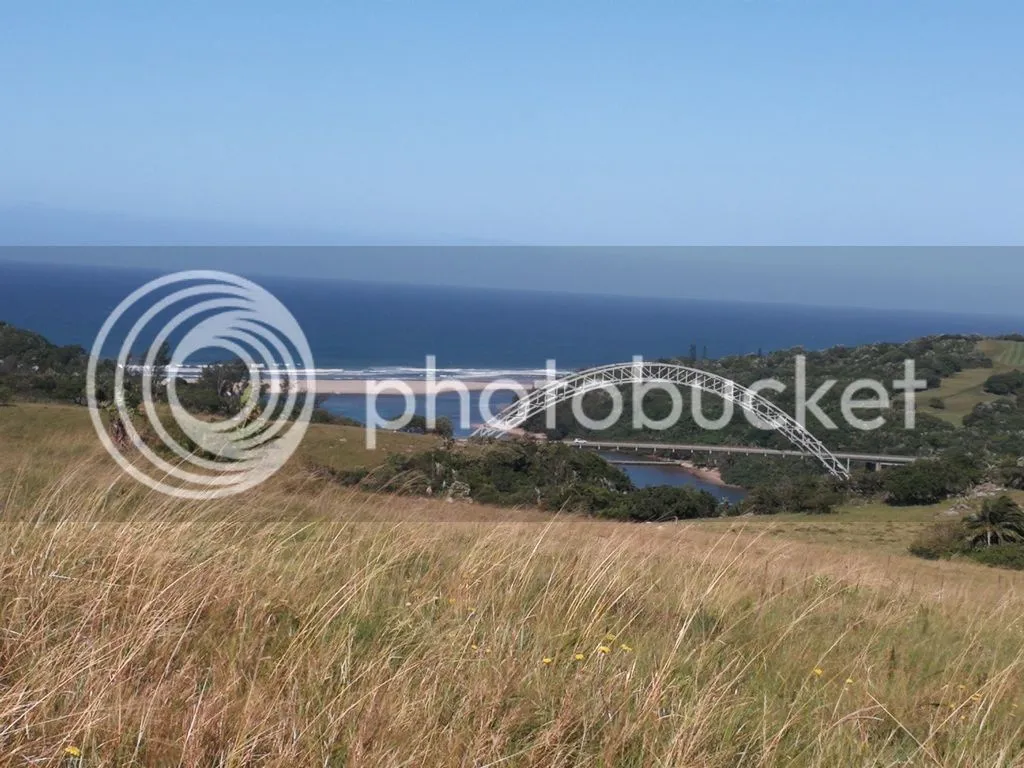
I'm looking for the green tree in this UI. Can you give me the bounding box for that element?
[996,460,1024,490]
[0,382,13,405]
[965,495,1024,548]
[616,485,719,522]
[744,484,784,515]
[433,416,455,440]
[883,456,980,506]
[405,414,429,433]
[150,340,173,400]
[983,371,1024,396]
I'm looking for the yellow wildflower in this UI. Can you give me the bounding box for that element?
[845,678,854,685]
[543,657,554,665]
[620,644,634,653]
[813,667,824,677]
[64,746,82,758]
[604,633,616,642]
[598,645,612,655]
[471,644,479,651]
[574,653,585,661]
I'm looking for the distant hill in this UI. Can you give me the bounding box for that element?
[0,321,90,402]
[0,204,373,246]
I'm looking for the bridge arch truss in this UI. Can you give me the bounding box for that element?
[471,362,851,480]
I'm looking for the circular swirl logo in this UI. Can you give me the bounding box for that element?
[86,271,316,499]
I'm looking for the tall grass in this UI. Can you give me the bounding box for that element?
[1,471,1023,766]
[1,405,1023,765]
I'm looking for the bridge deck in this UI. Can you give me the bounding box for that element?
[569,440,917,465]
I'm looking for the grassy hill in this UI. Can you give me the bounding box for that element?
[903,339,1024,425]
[1,403,1024,765]
[989,339,1024,367]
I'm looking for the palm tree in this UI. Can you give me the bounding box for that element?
[965,495,1024,548]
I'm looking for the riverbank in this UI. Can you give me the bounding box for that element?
[678,460,735,489]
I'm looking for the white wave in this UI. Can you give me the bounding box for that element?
[125,363,571,381]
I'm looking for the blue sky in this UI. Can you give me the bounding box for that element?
[2,1,1023,309]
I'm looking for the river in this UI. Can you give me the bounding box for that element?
[599,452,747,503]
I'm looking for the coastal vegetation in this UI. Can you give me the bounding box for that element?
[881,454,983,506]
[6,323,1024,520]
[908,495,1024,570]
[535,335,1024,512]
[0,322,273,417]
[332,439,726,521]
[0,321,93,402]
[538,335,995,456]
[5,320,1024,554]
[983,369,1024,396]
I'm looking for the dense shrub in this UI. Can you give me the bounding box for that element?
[310,408,362,426]
[908,497,1024,570]
[995,461,1024,490]
[528,334,998,480]
[963,401,1024,456]
[848,468,886,497]
[607,485,720,522]
[883,455,981,506]
[983,371,1024,396]
[0,322,91,403]
[343,440,636,515]
[719,455,820,488]
[399,414,455,437]
[742,476,843,515]
[329,440,744,520]
[963,545,1024,570]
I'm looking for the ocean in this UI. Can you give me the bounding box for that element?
[3,259,1022,373]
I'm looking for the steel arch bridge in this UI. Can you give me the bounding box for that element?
[471,362,851,480]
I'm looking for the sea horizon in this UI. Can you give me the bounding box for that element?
[2,258,1023,375]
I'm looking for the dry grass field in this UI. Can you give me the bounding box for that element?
[1,403,1023,766]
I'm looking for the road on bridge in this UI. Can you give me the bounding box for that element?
[566,439,918,467]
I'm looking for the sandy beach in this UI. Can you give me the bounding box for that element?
[274,378,528,395]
